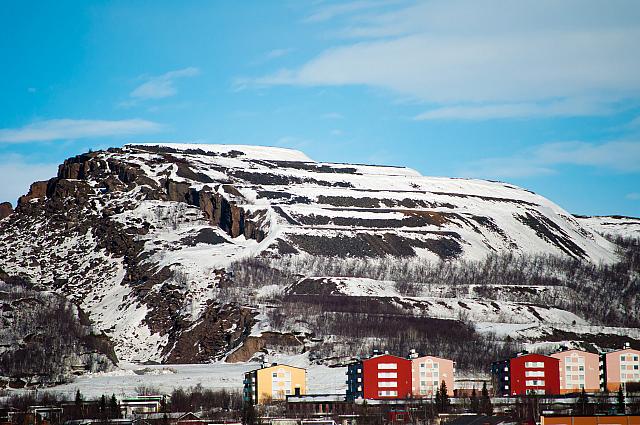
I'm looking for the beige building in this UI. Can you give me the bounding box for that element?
[410,354,455,397]
[550,349,600,394]
[603,347,640,391]
[243,364,306,404]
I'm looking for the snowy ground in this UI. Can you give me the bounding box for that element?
[43,354,347,399]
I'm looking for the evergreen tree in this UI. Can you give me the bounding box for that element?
[75,390,84,419]
[109,394,120,419]
[480,382,493,416]
[439,380,451,413]
[575,388,589,415]
[617,387,626,414]
[470,388,480,413]
[435,388,442,413]
[241,401,258,425]
[99,395,107,418]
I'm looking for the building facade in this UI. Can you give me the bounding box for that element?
[602,348,640,391]
[492,353,560,396]
[550,349,600,394]
[410,355,455,397]
[243,364,306,405]
[346,354,412,400]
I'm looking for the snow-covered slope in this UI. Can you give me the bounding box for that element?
[0,143,623,364]
[575,215,640,239]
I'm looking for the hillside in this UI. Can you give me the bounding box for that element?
[0,143,636,371]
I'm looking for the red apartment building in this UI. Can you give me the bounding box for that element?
[493,353,560,396]
[347,354,412,400]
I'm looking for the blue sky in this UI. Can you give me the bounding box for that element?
[1,0,639,216]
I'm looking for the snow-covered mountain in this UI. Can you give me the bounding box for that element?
[0,143,634,367]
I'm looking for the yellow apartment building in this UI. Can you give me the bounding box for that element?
[243,364,307,404]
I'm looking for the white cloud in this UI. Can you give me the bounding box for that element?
[626,192,640,200]
[462,140,640,178]
[248,1,640,119]
[265,48,294,60]
[130,67,200,100]
[302,0,401,23]
[0,155,58,205]
[415,99,614,121]
[322,112,344,119]
[0,119,163,143]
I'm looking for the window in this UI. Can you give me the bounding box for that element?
[379,381,397,388]
[378,363,398,370]
[525,361,545,368]
[378,372,397,378]
[526,371,545,377]
[579,366,584,371]
[378,390,398,397]
[526,380,545,386]
[273,373,277,378]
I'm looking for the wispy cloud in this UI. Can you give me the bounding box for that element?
[265,48,294,60]
[130,67,200,100]
[302,0,401,23]
[461,140,640,179]
[322,112,344,119]
[626,192,640,200]
[415,99,615,121]
[0,119,163,143]
[246,1,640,119]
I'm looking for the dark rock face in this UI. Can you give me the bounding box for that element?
[225,331,305,363]
[0,202,12,220]
[17,181,50,206]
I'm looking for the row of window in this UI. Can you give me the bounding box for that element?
[621,355,639,362]
[525,379,545,386]
[525,362,545,368]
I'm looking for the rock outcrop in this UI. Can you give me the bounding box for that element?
[0,202,12,220]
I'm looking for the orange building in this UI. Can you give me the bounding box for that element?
[603,347,640,391]
[550,349,600,394]
[542,416,640,425]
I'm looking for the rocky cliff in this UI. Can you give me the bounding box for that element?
[0,143,631,364]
